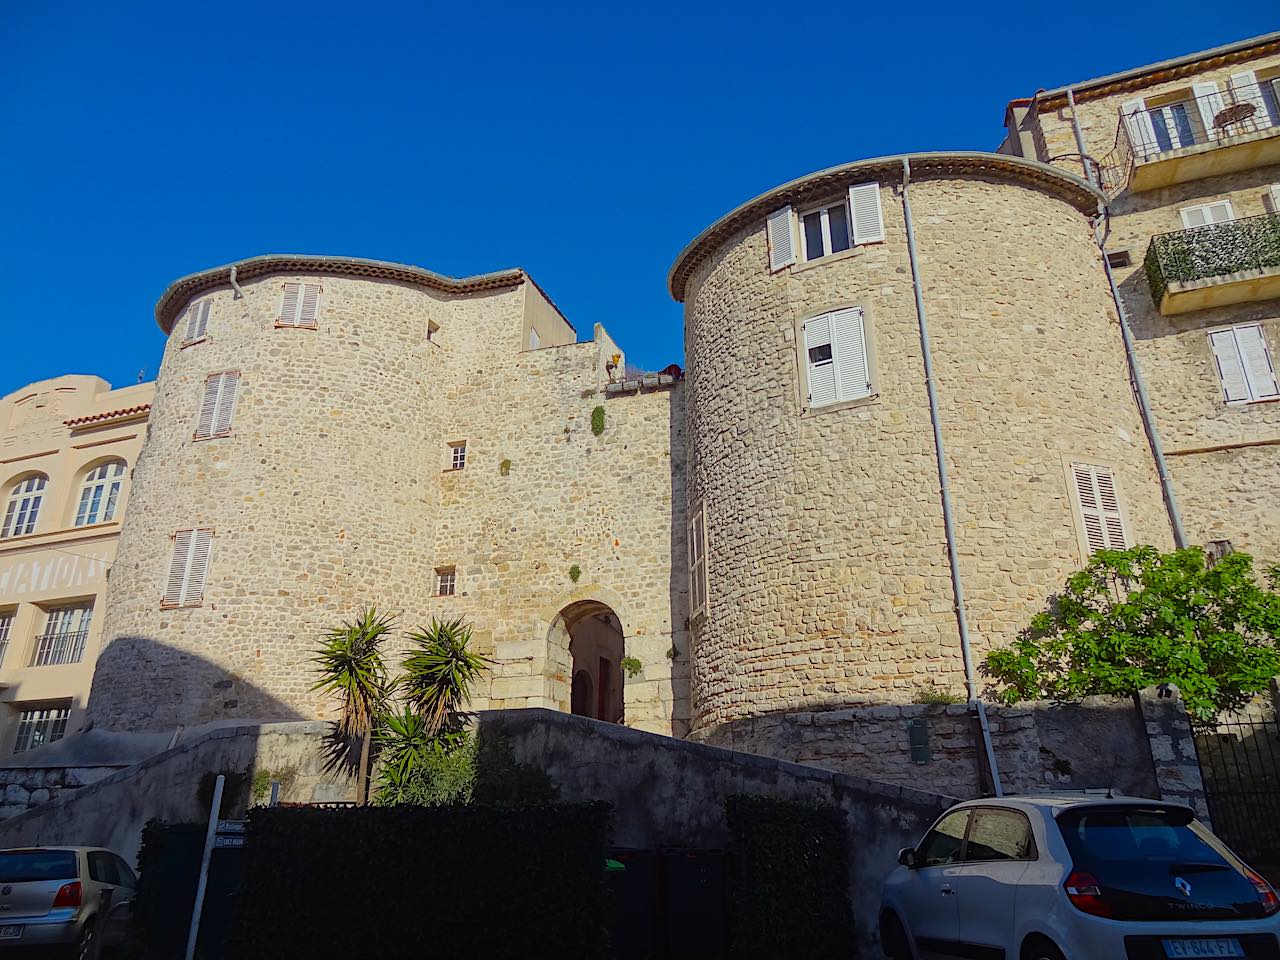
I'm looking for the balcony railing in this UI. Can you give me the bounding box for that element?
[1145,213,1280,306]
[30,630,88,667]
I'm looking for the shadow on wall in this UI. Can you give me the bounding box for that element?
[664,386,691,737]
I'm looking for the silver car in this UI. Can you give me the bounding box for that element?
[0,847,136,957]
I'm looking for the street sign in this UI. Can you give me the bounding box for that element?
[215,820,245,834]
[213,835,245,849]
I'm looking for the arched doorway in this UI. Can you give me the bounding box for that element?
[549,600,625,723]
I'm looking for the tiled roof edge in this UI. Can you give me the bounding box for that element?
[65,403,152,428]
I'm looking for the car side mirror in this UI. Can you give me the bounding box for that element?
[898,847,917,868]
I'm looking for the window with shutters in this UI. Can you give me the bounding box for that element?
[799,201,852,261]
[75,460,127,526]
[1069,462,1128,556]
[1,474,47,539]
[688,503,708,621]
[193,371,240,440]
[435,567,456,597]
[1208,323,1279,404]
[162,528,214,608]
[182,300,212,346]
[800,307,873,410]
[768,182,884,271]
[277,282,321,329]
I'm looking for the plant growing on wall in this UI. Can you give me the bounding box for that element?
[568,564,581,583]
[620,655,643,679]
[983,546,1280,723]
[499,458,511,476]
[590,405,605,436]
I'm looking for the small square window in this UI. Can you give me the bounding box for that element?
[448,442,466,471]
[800,202,852,261]
[1106,250,1132,268]
[435,567,456,597]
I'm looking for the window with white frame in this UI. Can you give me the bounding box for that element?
[766,182,885,271]
[75,460,126,527]
[688,504,708,620]
[32,603,93,667]
[14,704,71,754]
[194,371,240,440]
[1,475,47,539]
[0,610,13,669]
[448,442,467,471]
[435,567,456,596]
[802,307,871,409]
[163,528,214,608]
[1209,324,1279,404]
[1071,462,1128,555]
[277,282,321,328]
[800,201,852,261]
[182,299,212,344]
[1179,200,1235,229]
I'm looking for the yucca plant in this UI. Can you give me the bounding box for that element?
[400,617,489,737]
[372,706,475,806]
[311,606,395,803]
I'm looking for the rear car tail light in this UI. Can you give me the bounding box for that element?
[51,881,81,909]
[1064,870,1113,918]
[1246,868,1280,916]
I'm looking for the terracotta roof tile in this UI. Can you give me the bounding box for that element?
[65,403,152,428]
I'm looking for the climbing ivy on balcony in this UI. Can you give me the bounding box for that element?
[1146,213,1280,306]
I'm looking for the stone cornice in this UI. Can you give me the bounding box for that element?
[667,152,1104,303]
[155,254,527,333]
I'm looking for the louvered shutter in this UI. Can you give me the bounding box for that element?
[1191,81,1227,140]
[848,183,885,244]
[766,206,796,271]
[688,509,706,616]
[299,284,320,326]
[1121,98,1158,157]
[183,529,213,604]
[213,372,240,435]
[163,530,194,605]
[1073,463,1126,553]
[195,375,221,438]
[831,307,870,401]
[279,283,301,325]
[184,301,210,343]
[1230,72,1272,131]
[1265,184,1280,214]
[1236,324,1280,400]
[1094,469,1127,549]
[803,314,837,408]
[1209,329,1251,402]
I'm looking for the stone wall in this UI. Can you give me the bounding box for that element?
[0,765,122,819]
[680,164,1173,737]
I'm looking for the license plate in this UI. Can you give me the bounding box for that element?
[0,925,22,939]
[1163,939,1245,958]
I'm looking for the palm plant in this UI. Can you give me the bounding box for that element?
[400,617,489,737]
[311,606,395,804]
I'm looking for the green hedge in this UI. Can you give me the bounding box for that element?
[229,802,611,959]
[726,795,855,959]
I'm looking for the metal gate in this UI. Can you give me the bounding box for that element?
[1196,717,1280,878]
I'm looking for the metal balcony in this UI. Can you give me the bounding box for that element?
[1099,79,1280,194]
[29,630,88,667]
[1145,213,1280,315]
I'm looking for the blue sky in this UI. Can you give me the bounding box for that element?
[0,2,1274,396]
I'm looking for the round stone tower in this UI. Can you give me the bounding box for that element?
[90,256,526,730]
[669,153,1175,737]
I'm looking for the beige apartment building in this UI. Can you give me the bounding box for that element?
[0,376,152,758]
[1001,31,1280,565]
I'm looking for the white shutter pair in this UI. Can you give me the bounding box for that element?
[767,182,885,271]
[687,505,708,619]
[194,371,240,439]
[1209,324,1280,403]
[1229,71,1275,132]
[1190,82,1227,140]
[163,528,214,607]
[1071,463,1128,555]
[803,307,870,409]
[183,301,212,344]
[278,282,321,327]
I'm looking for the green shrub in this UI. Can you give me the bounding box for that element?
[590,405,605,436]
[568,563,581,583]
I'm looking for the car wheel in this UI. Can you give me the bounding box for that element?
[879,911,913,960]
[1022,937,1066,960]
[73,921,96,960]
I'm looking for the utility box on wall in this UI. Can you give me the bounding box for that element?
[906,718,931,765]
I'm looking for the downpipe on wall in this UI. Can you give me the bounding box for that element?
[1066,87,1188,549]
[900,158,1003,797]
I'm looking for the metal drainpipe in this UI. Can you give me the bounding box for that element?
[1065,87,1188,548]
[900,158,1003,796]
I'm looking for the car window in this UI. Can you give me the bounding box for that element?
[88,851,117,884]
[918,810,969,867]
[964,808,1035,862]
[0,850,78,882]
[111,855,137,889]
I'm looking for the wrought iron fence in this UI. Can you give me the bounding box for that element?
[29,630,88,667]
[1197,717,1280,874]
[1144,213,1280,304]
[1119,79,1279,163]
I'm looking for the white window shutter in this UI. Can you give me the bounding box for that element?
[1235,324,1280,400]
[184,302,209,343]
[1210,329,1251,402]
[1094,469,1127,549]
[280,283,301,325]
[803,314,837,408]
[196,376,221,438]
[300,284,320,326]
[830,307,870,401]
[183,528,213,604]
[1230,71,1272,131]
[1121,98,1157,156]
[766,206,796,271]
[213,372,240,435]
[163,530,194,605]
[688,508,706,616]
[1073,463,1126,553]
[1191,81,1226,139]
[848,183,884,244]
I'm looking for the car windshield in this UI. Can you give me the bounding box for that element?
[0,850,77,882]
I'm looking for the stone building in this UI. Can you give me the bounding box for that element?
[1001,30,1280,565]
[0,376,152,757]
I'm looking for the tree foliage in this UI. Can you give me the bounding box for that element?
[399,617,489,738]
[983,546,1280,722]
[310,607,394,738]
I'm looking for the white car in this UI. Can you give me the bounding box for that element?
[880,795,1280,960]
